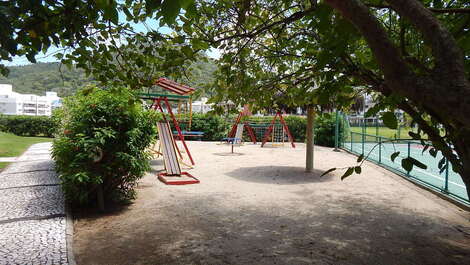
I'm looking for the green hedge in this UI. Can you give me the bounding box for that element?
[0,115,56,137]
[188,113,231,141]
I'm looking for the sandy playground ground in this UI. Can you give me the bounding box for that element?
[73,141,470,265]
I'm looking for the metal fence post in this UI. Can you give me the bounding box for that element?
[406,142,411,176]
[444,159,449,192]
[361,120,365,155]
[375,117,379,137]
[378,137,382,164]
[351,132,353,151]
[334,110,339,151]
[362,132,365,155]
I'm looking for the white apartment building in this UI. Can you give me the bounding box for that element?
[192,97,213,113]
[0,84,61,116]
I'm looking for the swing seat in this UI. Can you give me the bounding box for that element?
[221,137,242,144]
[220,124,244,146]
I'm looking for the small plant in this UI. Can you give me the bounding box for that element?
[52,86,157,208]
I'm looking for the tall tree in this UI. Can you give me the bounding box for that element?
[169,0,470,197]
[2,0,470,198]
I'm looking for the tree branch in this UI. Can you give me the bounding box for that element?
[366,4,470,13]
[325,0,470,128]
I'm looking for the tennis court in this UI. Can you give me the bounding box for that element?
[343,132,469,204]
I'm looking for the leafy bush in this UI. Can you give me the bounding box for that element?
[284,115,307,142]
[189,113,231,140]
[314,113,339,147]
[52,87,157,207]
[0,115,56,137]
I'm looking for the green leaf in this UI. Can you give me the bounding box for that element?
[391,151,400,162]
[401,157,413,172]
[160,0,181,25]
[438,157,447,174]
[191,39,209,50]
[356,154,364,163]
[408,131,420,139]
[421,144,429,154]
[341,167,354,181]
[0,65,9,76]
[364,104,382,118]
[382,112,398,129]
[354,166,362,174]
[145,0,162,13]
[320,168,336,177]
[409,157,427,170]
[429,148,437,158]
[181,46,193,57]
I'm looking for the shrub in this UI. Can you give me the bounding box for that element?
[189,113,231,141]
[52,87,157,207]
[0,115,56,137]
[314,113,337,147]
[284,115,307,142]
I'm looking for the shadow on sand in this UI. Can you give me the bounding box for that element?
[226,166,334,184]
[74,194,470,265]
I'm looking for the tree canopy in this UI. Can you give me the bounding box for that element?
[1,0,470,198]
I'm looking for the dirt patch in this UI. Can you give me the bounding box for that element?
[73,142,470,265]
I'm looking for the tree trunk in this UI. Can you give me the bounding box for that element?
[306,106,315,173]
[452,134,470,200]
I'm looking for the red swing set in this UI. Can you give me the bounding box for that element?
[227,105,296,148]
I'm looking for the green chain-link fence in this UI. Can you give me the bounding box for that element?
[336,112,469,205]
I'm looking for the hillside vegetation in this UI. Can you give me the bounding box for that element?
[0,63,93,97]
[0,60,217,98]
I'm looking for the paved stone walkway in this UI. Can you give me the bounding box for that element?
[0,142,70,265]
[0,157,18,162]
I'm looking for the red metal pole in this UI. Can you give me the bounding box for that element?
[244,123,257,144]
[228,112,243,138]
[261,114,277,147]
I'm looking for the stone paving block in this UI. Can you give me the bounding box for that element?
[2,160,55,174]
[21,148,51,155]
[0,217,67,265]
[0,186,64,221]
[0,171,59,189]
[17,154,52,162]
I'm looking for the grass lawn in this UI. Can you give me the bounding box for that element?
[349,126,416,139]
[0,132,52,169]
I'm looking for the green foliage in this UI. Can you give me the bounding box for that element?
[381,112,398,129]
[186,113,231,141]
[1,60,217,99]
[312,113,344,147]
[51,87,157,206]
[284,116,307,143]
[179,112,341,147]
[0,63,94,97]
[0,115,56,137]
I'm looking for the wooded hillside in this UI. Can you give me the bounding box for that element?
[0,60,217,97]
